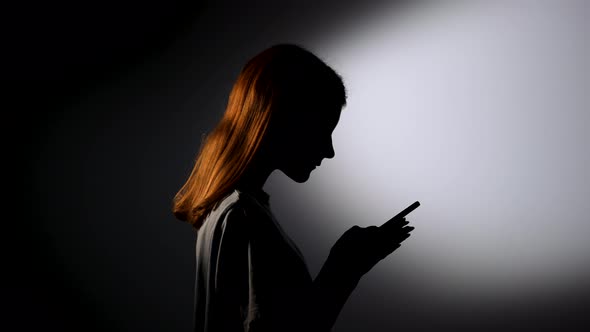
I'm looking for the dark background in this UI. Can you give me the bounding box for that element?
[13,0,398,331]
[12,0,588,331]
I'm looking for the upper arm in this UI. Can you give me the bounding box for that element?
[214,204,251,329]
[216,204,248,286]
[215,201,317,332]
[215,202,280,331]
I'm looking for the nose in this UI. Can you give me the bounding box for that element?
[324,140,335,159]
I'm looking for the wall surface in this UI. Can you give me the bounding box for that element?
[16,0,589,331]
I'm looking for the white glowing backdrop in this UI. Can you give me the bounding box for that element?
[267,0,589,319]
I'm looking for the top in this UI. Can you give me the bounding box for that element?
[192,187,359,332]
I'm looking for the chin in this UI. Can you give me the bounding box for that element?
[281,168,312,183]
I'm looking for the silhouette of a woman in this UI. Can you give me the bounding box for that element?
[172,43,414,332]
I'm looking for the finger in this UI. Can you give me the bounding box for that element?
[383,215,407,225]
[399,233,411,242]
[402,226,415,232]
[381,201,420,229]
[384,229,414,252]
[391,231,412,243]
[380,217,407,232]
[394,223,413,231]
[380,224,413,239]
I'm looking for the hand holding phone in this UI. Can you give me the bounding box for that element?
[326,200,419,280]
[380,201,420,231]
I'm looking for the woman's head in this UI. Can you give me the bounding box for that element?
[173,43,347,229]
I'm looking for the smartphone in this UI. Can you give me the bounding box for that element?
[380,201,420,229]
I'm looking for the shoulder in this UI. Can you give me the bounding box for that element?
[208,189,269,234]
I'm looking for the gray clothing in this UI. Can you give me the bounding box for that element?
[193,187,358,332]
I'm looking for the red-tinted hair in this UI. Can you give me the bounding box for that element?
[172,43,347,230]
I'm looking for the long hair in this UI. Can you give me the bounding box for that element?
[172,43,347,231]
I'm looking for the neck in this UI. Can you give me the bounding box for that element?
[236,155,274,192]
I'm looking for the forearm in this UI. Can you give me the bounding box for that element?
[310,257,361,332]
[242,259,360,332]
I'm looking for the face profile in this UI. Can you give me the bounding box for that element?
[268,97,343,183]
[278,106,340,183]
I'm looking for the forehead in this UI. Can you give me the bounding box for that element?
[305,103,342,132]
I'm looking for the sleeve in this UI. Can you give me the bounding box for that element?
[215,203,360,332]
[213,205,251,331]
[215,203,280,332]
